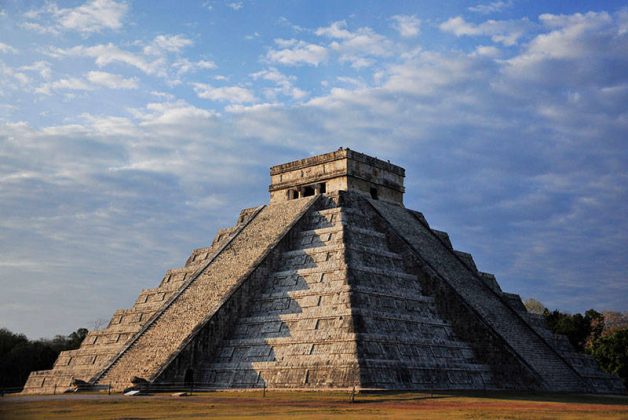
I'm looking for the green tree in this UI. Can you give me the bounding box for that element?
[543,309,604,352]
[585,309,605,347]
[588,329,628,388]
[0,327,88,389]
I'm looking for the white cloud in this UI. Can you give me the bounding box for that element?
[0,63,30,87]
[51,43,162,76]
[35,77,93,95]
[315,21,352,39]
[250,68,289,84]
[143,34,194,56]
[192,83,256,103]
[251,68,307,100]
[34,71,138,94]
[439,16,531,46]
[315,20,394,68]
[196,60,217,70]
[277,17,306,33]
[2,8,627,339]
[172,58,217,76]
[86,71,138,89]
[227,2,243,11]
[440,16,493,37]
[505,11,627,83]
[0,42,18,54]
[19,61,52,80]
[130,100,217,131]
[79,114,140,137]
[150,91,176,100]
[391,15,421,38]
[471,45,501,57]
[335,76,367,89]
[55,0,128,33]
[22,0,128,35]
[49,34,199,84]
[468,1,513,15]
[23,8,42,19]
[19,21,60,35]
[266,39,328,66]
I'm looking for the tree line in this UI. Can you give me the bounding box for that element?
[524,299,628,388]
[0,327,87,390]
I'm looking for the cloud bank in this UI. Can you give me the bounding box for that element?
[0,3,626,338]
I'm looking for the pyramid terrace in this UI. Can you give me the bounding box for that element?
[23,150,624,395]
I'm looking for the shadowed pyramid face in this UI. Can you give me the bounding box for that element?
[22,151,625,395]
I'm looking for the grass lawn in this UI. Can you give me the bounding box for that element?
[1,390,627,419]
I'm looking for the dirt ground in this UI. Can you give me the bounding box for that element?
[1,390,627,419]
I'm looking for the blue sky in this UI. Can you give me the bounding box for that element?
[0,0,627,339]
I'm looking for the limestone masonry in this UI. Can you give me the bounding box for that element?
[23,149,624,394]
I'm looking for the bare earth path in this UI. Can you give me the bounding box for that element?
[1,391,627,419]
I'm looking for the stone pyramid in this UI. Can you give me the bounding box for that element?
[24,149,624,394]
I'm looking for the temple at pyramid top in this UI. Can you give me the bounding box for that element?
[269,148,405,204]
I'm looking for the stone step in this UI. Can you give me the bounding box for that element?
[100,324,142,335]
[131,301,169,313]
[237,310,353,325]
[74,333,130,347]
[134,289,172,306]
[184,246,217,267]
[346,225,386,239]
[279,250,344,271]
[22,371,76,393]
[360,359,491,371]
[351,294,438,318]
[354,308,452,327]
[346,244,402,260]
[346,246,405,271]
[264,271,347,294]
[227,330,358,345]
[345,226,389,248]
[272,266,346,278]
[351,285,433,304]
[196,364,359,388]
[348,264,417,280]
[107,309,156,327]
[207,352,360,370]
[297,225,343,237]
[248,287,436,319]
[282,243,344,257]
[294,229,343,249]
[247,302,349,318]
[301,209,344,229]
[219,334,357,348]
[256,284,351,300]
[231,316,354,340]
[357,333,474,348]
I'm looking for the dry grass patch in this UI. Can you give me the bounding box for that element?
[1,390,627,419]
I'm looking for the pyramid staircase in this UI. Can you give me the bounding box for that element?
[150,193,496,390]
